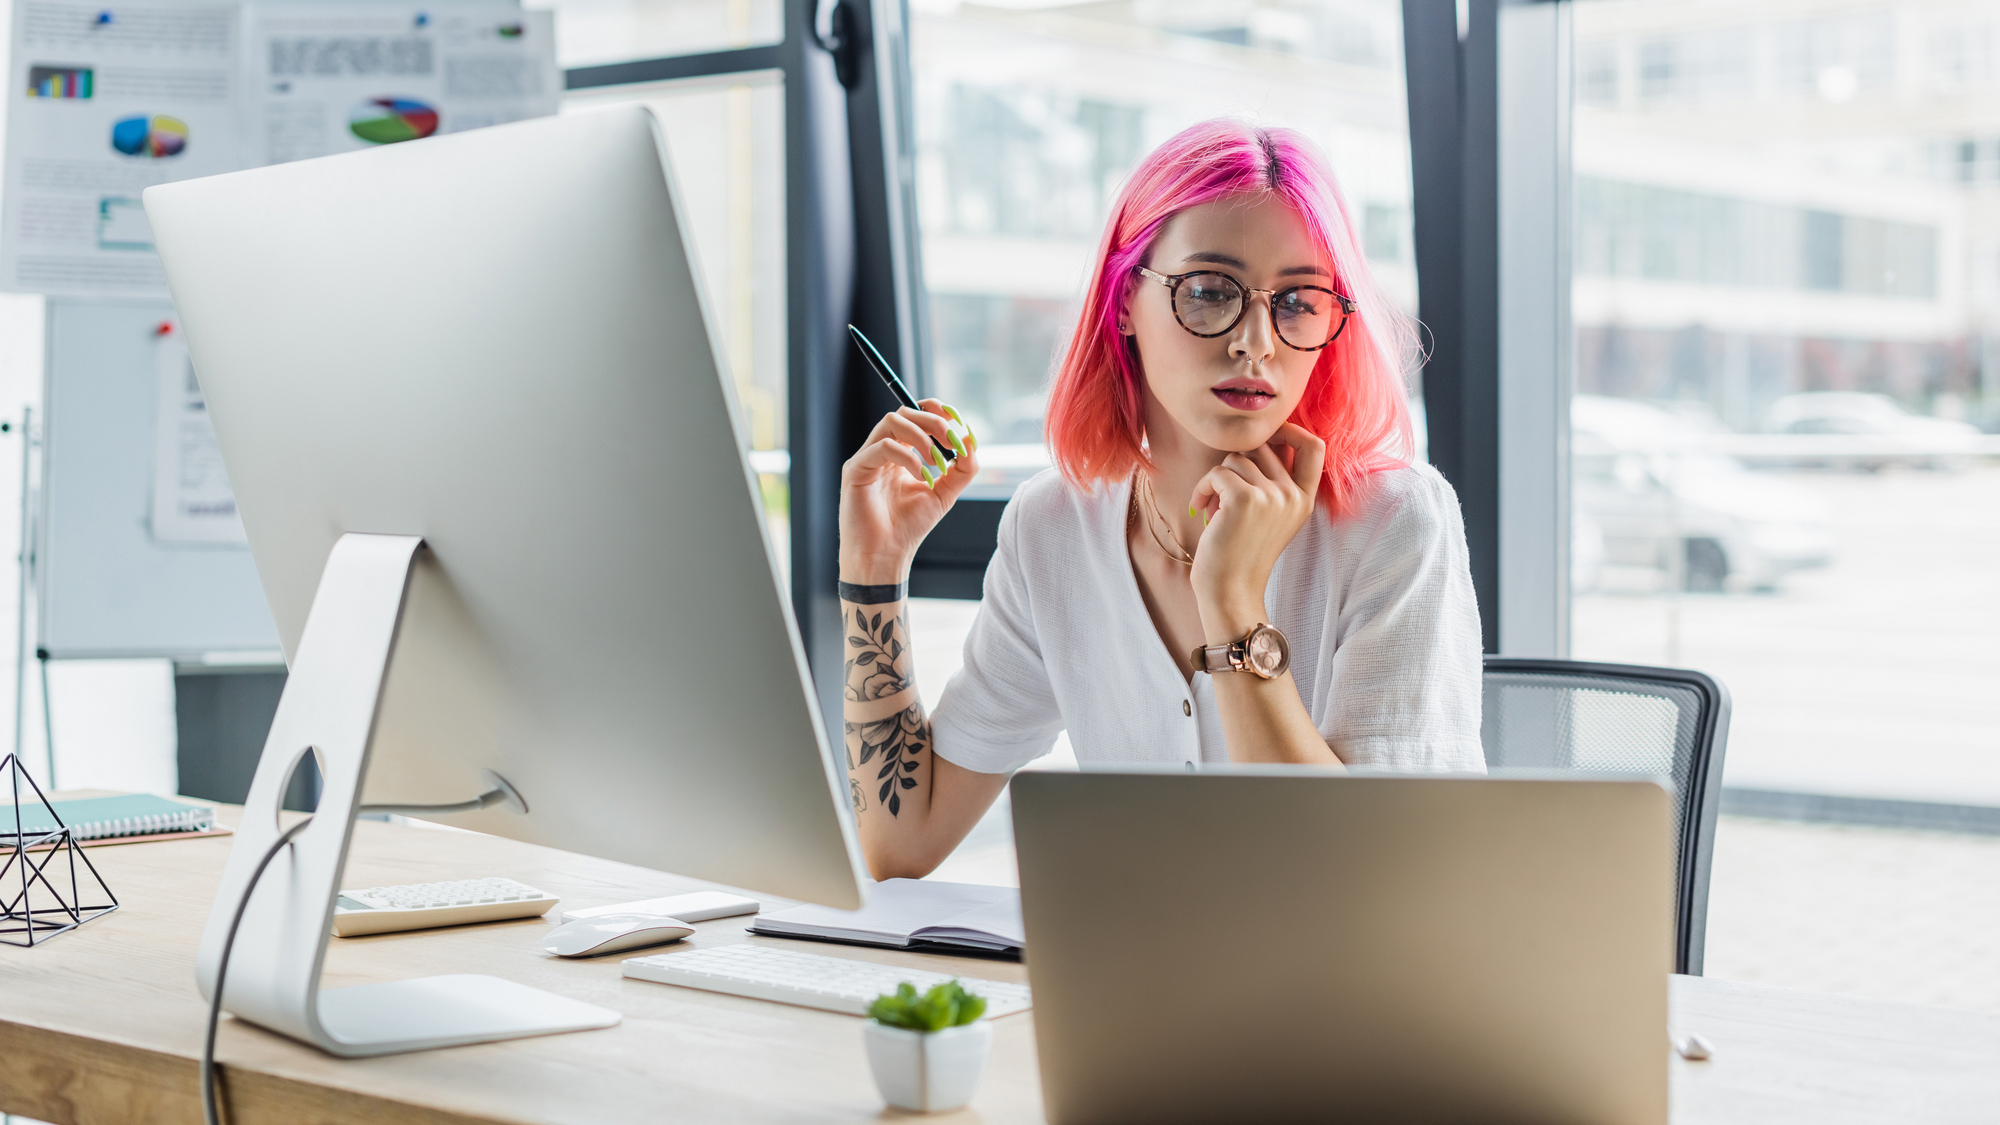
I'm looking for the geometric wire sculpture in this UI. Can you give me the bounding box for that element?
[1,752,118,947]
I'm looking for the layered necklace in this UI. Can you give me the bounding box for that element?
[1129,471,1196,567]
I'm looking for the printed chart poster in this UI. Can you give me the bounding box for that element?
[151,323,247,545]
[252,5,557,167]
[0,0,246,297]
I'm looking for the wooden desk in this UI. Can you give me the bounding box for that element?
[3,810,1996,1124]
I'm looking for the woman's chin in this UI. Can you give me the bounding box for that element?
[1195,416,1287,454]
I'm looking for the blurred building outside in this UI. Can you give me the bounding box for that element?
[1573,0,2000,432]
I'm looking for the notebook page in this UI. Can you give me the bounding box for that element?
[754,879,1013,944]
[911,895,1026,949]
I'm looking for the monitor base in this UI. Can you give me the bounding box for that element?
[316,974,621,1057]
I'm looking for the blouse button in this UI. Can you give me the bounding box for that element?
[1181,700,1191,717]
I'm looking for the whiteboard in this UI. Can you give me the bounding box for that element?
[40,298,279,659]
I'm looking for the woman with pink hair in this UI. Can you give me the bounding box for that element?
[837,120,1483,879]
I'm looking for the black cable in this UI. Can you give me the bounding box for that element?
[203,816,313,1125]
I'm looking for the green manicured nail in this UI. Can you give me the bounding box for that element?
[947,430,966,456]
[943,404,964,426]
[1188,506,1197,519]
[965,429,979,454]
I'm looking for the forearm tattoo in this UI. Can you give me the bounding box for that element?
[843,605,912,701]
[845,704,926,817]
[840,602,926,816]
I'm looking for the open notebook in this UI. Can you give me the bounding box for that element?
[750,879,1024,957]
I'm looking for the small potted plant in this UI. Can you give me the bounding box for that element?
[863,980,992,1113]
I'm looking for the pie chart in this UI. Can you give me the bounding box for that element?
[349,97,440,145]
[110,114,188,158]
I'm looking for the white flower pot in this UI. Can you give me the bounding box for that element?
[863,1019,993,1113]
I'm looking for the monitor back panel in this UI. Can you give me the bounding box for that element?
[1011,772,1671,1125]
[143,107,863,908]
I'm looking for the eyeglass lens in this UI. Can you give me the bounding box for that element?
[1172,272,1342,349]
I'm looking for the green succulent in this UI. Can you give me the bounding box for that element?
[866,980,988,1031]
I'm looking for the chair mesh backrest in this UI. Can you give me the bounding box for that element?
[1481,671,1702,888]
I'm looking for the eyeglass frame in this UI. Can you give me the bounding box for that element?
[1133,266,1357,352]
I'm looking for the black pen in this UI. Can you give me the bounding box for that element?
[849,324,955,463]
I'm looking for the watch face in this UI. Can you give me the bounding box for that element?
[1246,628,1286,677]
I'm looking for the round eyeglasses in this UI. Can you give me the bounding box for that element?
[1135,266,1356,351]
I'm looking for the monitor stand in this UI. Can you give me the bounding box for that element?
[195,533,620,1058]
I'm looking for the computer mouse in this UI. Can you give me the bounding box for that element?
[542,913,696,958]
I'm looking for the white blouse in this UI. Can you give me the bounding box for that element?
[929,464,1487,773]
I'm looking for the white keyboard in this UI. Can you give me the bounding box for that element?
[622,944,1033,1018]
[332,877,560,937]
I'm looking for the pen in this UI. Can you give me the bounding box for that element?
[848,324,955,463]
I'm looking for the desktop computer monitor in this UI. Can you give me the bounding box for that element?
[145,106,864,1055]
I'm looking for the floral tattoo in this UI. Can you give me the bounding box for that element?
[845,704,926,817]
[843,606,911,702]
[840,602,925,816]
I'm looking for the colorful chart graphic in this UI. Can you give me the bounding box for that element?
[28,65,93,98]
[111,114,188,158]
[348,97,440,145]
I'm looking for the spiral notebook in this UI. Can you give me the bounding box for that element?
[2,793,223,846]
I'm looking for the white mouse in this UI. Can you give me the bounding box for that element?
[542,913,695,958]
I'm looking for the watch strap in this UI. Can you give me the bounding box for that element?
[1190,623,1290,679]
[1191,640,1237,675]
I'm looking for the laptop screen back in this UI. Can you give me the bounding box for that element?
[1011,771,1671,1125]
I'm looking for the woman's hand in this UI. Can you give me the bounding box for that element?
[839,401,980,583]
[1188,422,1327,640]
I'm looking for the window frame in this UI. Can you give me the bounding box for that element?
[1406,0,1570,655]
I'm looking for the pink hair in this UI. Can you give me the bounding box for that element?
[1044,119,1416,521]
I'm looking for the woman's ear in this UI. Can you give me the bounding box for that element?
[1116,274,1139,335]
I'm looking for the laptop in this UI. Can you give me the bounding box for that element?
[1010,770,1672,1125]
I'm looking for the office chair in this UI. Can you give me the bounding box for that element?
[1481,658,1731,975]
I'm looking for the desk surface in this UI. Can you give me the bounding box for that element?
[2,802,1997,1125]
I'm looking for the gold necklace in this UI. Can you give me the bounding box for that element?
[1135,473,1195,567]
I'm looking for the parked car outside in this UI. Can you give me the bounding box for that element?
[1753,393,1982,472]
[1573,396,1832,592]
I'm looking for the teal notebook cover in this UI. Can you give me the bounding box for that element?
[1,793,215,840]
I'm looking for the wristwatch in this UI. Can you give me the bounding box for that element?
[1191,623,1291,680]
